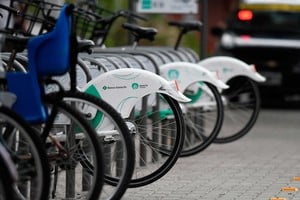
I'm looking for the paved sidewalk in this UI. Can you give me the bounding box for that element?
[123,109,300,200]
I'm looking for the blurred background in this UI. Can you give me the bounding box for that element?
[80,0,238,56]
[20,0,300,108]
[88,0,300,108]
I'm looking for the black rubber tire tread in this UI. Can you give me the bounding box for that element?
[0,146,15,199]
[214,76,261,143]
[180,82,224,156]
[128,94,185,188]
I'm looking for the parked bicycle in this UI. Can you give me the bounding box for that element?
[168,20,266,143]
[83,1,266,145]
[1,3,105,199]
[1,1,191,199]
[64,3,226,157]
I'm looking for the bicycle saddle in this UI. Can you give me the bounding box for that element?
[122,22,157,42]
[168,20,202,32]
[77,39,95,54]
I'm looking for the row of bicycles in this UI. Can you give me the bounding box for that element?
[0,1,266,199]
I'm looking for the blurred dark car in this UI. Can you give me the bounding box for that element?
[212,0,300,106]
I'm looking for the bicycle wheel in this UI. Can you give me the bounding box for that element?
[60,91,135,200]
[180,82,224,156]
[214,76,261,143]
[0,143,18,200]
[42,95,104,200]
[0,106,50,200]
[126,93,185,187]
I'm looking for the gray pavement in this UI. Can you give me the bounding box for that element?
[123,109,300,200]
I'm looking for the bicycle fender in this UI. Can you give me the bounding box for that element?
[82,68,190,118]
[198,56,266,83]
[159,62,228,91]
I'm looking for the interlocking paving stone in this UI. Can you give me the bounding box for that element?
[123,109,300,199]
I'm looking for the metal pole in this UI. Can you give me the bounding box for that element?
[128,0,135,44]
[200,0,207,59]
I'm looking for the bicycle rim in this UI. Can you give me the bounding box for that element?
[180,82,224,156]
[62,91,135,200]
[214,76,261,143]
[127,93,185,187]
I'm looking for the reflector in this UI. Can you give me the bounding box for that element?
[238,10,253,21]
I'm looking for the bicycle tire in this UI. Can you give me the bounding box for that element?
[214,76,261,143]
[60,91,135,200]
[0,106,50,200]
[0,143,18,200]
[42,95,104,200]
[126,93,185,187]
[180,82,224,156]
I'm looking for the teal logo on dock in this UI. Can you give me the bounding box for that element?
[132,83,139,90]
[168,69,179,80]
[142,0,152,9]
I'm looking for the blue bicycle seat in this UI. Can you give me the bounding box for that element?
[6,72,47,124]
[6,4,72,124]
[27,4,71,77]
